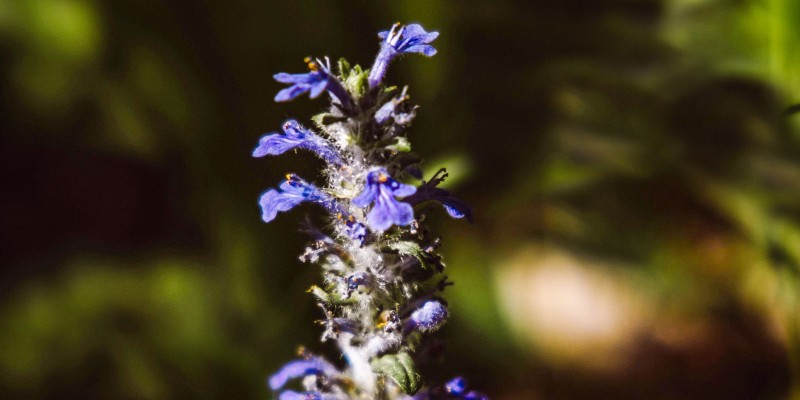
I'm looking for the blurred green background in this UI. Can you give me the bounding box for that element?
[2,0,800,398]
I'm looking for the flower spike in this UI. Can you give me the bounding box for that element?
[258,22,487,400]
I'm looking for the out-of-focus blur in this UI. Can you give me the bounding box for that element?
[2,0,800,398]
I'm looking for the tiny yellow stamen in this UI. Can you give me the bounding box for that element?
[305,57,319,72]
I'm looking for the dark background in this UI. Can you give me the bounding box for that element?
[2,0,800,398]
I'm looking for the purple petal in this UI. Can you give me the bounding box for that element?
[444,203,467,219]
[352,184,378,208]
[346,221,367,244]
[409,300,448,332]
[464,391,489,400]
[279,390,322,400]
[259,189,305,223]
[309,79,329,98]
[404,44,437,57]
[268,358,337,390]
[392,182,417,197]
[281,120,308,138]
[278,176,324,200]
[274,72,313,84]
[366,190,414,231]
[275,85,308,102]
[419,31,439,43]
[441,196,473,222]
[374,100,397,125]
[252,133,303,157]
[403,24,438,42]
[365,206,394,232]
[445,377,468,394]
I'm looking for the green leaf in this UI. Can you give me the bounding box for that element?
[371,352,420,395]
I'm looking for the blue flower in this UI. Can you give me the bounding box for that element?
[274,58,354,110]
[374,97,400,125]
[253,120,343,166]
[374,89,415,126]
[320,314,359,341]
[368,23,439,88]
[259,175,335,223]
[352,168,417,231]
[445,377,489,400]
[268,356,339,390]
[405,300,448,333]
[404,169,472,222]
[274,70,327,102]
[344,218,367,245]
[379,23,439,56]
[445,377,468,394]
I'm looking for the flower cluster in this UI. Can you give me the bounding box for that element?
[255,22,486,400]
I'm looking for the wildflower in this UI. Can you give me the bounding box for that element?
[253,120,343,166]
[405,300,448,333]
[260,22,487,399]
[445,377,467,394]
[345,220,367,244]
[268,356,339,390]
[275,57,355,111]
[368,23,439,88]
[339,214,367,244]
[346,271,373,292]
[259,175,335,223]
[352,168,417,231]
[374,88,415,126]
[404,169,472,222]
[320,314,358,341]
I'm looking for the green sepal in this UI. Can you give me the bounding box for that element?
[312,112,347,127]
[307,285,355,305]
[388,241,428,270]
[386,137,412,152]
[370,352,421,395]
[337,57,351,77]
[343,64,369,99]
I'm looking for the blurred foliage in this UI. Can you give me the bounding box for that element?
[2,0,800,399]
